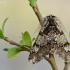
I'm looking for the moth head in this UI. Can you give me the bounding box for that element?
[28,52,42,64]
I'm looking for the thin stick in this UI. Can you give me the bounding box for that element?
[63,62,70,70]
[4,37,30,52]
[44,54,58,70]
[32,4,43,25]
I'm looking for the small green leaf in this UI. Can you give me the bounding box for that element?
[28,0,37,7]
[32,38,35,42]
[3,43,9,51]
[0,29,5,39]
[19,40,24,45]
[7,47,22,59]
[2,18,8,35]
[19,40,30,49]
[3,48,9,51]
[21,31,32,47]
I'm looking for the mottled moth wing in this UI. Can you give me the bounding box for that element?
[28,15,70,64]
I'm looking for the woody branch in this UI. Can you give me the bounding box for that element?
[4,37,30,52]
[63,62,70,70]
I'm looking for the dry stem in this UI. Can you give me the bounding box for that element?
[63,62,70,70]
[4,37,30,52]
[32,4,43,25]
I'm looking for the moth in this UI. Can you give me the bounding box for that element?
[28,15,70,64]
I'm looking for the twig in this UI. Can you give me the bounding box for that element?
[4,37,30,52]
[32,4,43,25]
[63,62,70,70]
[44,54,58,70]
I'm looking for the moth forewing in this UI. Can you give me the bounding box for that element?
[28,15,70,64]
